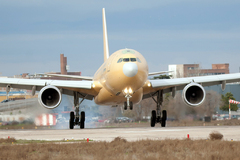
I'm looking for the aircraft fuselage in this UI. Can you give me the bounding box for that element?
[93,49,148,105]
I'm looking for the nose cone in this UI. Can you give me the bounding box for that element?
[123,63,138,77]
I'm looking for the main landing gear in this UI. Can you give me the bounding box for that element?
[69,92,86,129]
[150,90,167,127]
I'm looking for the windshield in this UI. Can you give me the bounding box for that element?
[117,57,138,63]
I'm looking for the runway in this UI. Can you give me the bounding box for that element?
[1,126,240,141]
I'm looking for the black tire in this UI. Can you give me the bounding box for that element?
[69,120,74,129]
[130,102,133,110]
[162,110,167,121]
[80,120,84,129]
[161,110,167,127]
[151,110,156,127]
[80,111,85,129]
[81,111,85,122]
[70,111,74,120]
[161,119,166,127]
[124,102,127,110]
[69,111,74,129]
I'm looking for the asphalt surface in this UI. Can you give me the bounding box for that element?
[1,126,240,141]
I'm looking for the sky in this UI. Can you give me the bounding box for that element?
[0,0,240,76]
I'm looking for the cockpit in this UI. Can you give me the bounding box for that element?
[117,57,141,63]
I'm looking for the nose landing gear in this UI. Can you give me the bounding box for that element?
[124,101,133,110]
[124,94,133,110]
[150,90,167,127]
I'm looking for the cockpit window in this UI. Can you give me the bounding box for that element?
[136,58,141,63]
[123,58,129,62]
[130,58,136,62]
[118,57,138,63]
[117,58,123,63]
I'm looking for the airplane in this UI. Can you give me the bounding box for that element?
[1,8,240,129]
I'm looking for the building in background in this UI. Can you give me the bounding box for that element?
[40,53,81,80]
[169,63,229,78]
[10,54,81,80]
[0,53,82,100]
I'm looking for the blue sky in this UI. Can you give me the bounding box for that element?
[0,0,240,76]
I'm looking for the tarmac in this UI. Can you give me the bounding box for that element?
[1,126,240,141]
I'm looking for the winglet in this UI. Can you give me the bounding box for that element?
[102,8,109,62]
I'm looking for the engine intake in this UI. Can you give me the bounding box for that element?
[38,85,62,109]
[182,82,205,107]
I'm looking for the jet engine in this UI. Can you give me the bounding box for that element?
[182,82,205,107]
[38,85,62,109]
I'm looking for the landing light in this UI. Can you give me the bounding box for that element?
[129,88,133,94]
[124,88,128,94]
[123,87,133,94]
[148,83,151,87]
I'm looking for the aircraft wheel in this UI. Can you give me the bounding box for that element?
[129,102,133,110]
[80,111,85,129]
[124,102,127,110]
[162,110,167,121]
[151,110,156,127]
[69,111,74,129]
[70,111,74,120]
[161,110,167,127]
[69,119,74,129]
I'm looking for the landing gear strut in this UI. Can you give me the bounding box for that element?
[150,90,167,127]
[123,94,133,110]
[69,92,86,129]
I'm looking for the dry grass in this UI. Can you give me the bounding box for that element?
[1,136,240,160]
[209,131,223,140]
[0,137,16,143]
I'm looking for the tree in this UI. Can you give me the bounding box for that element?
[220,92,239,111]
[195,90,220,116]
[123,110,135,118]
[138,99,155,120]
[166,91,220,121]
[162,93,172,110]
[153,75,172,79]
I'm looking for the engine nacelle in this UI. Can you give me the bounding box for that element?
[38,85,62,109]
[182,82,205,107]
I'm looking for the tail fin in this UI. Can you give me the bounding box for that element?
[102,8,109,62]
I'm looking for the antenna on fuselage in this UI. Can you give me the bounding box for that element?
[102,8,109,62]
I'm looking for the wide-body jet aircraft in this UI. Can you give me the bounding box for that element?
[1,8,240,129]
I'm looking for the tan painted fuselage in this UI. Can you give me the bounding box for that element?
[93,49,148,105]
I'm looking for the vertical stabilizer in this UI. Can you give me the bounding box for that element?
[102,8,109,62]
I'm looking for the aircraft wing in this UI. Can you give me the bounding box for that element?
[0,78,96,100]
[143,73,240,99]
[37,73,93,80]
[148,71,172,76]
